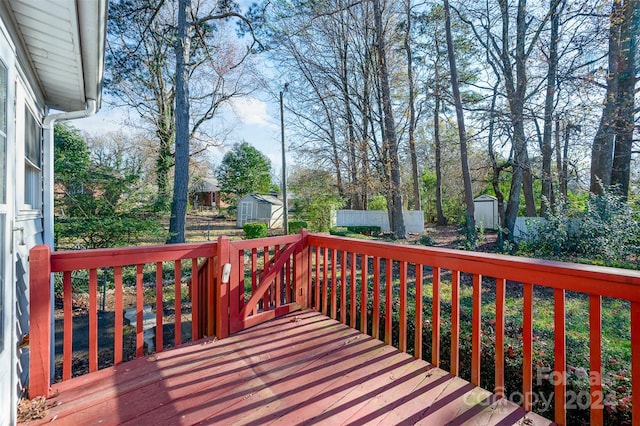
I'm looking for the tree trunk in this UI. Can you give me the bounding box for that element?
[610,0,637,198]
[434,95,446,226]
[590,0,622,194]
[444,0,475,239]
[167,0,191,244]
[541,0,561,216]
[404,0,421,211]
[373,0,405,238]
[155,110,174,211]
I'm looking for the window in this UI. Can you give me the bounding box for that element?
[0,61,5,205]
[0,60,6,350]
[24,105,41,208]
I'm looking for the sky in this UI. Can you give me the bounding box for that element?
[74,93,289,175]
[74,0,291,178]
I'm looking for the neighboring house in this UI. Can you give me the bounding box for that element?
[192,177,221,209]
[236,194,283,229]
[0,2,107,424]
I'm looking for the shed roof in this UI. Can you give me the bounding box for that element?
[3,0,107,111]
[243,193,283,205]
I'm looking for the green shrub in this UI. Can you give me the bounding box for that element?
[288,220,308,234]
[243,222,267,239]
[518,189,640,267]
[419,234,436,246]
[368,194,387,210]
[346,226,381,235]
[329,227,349,236]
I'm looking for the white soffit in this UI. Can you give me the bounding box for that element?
[7,0,106,112]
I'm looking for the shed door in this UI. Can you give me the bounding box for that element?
[0,49,14,424]
[239,201,253,225]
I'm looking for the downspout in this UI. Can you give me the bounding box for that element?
[40,98,97,379]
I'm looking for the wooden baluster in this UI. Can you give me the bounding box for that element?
[350,252,356,328]
[340,250,347,324]
[286,252,292,304]
[331,249,337,319]
[590,295,603,426]
[495,278,506,397]
[89,268,98,371]
[322,248,328,315]
[631,302,640,426]
[315,246,320,311]
[385,259,393,345]
[263,246,269,311]
[154,263,163,353]
[274,246,281,308]
[399,261,407,353]
[63,271,73,379]
[240,249,247,312]
[554,288,566,425]
[174,260,182,346]
[251,248,258,314]
[114,267,123,362]
[450,270,460,376]
[372,256,380,340]
[432,267,440,366]
[415,264,423,360]
[523,282,533,411]
[361,255,368,335]
[135,264,144,357]
[471,273,482,386]
[191,258,199,341]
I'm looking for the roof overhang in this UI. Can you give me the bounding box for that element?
[3,0,107,112]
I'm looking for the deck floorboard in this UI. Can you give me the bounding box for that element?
[25,311,553,425]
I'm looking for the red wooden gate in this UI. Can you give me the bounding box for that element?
[215,230,310,337]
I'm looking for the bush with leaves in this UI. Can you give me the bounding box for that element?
[288,220,307,234]
[519,190,639,267]
[243,222,268,239]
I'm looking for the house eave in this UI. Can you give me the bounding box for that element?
[2,0,107,112]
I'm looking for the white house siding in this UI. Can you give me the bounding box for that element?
[336,210,425,234]
[14,214,43,396]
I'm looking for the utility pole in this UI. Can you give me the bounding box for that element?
[280,83,289,234]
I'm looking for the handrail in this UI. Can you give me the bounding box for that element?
[308,233,640,425]
[28,240,221,398]
[28,230,640,425]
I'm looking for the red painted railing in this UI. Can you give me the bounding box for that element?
[29,231,640,425]
[28,232,308,398]
[307,234,640,426]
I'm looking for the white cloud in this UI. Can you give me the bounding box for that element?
[230,97,277,130]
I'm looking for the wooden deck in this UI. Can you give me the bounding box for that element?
[28,311,552,425]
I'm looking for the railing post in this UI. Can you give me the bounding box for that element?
[216,236,230,339]
[295,229,309,309]
[29,245,52,398]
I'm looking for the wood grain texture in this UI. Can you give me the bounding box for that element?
[28,311,552,426]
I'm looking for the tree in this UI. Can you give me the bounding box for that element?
[216,142,274,204]
[444,0,475,244]
[289,166,344,232]
[54,124,163,249]
[590,0,638,198]
[107,0,258,243]
[373,0,405,238]
[168,0,259,243]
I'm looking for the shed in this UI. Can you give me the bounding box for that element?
[474,195,500,230]
[236,194,284,229]
[192,177,221,208]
